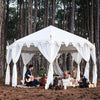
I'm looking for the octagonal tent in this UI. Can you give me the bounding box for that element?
[5,25,97,89]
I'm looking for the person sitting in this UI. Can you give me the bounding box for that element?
[53,77,58,86]
[73,78,78,86]
[63,71,76,86]
[68,72,71,79]
[63,71,72,81]
[24,65,40,87]
[79,76,89,88]
[63,71,69,79]
[72,66,77,79]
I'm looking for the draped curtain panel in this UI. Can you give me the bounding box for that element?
[72,53,82,81]
[21,53,34,84]
[5,48,12,85]
[12,44,22,87]
[53,54,63,77]
[75,44,90,62]
[90,48,97,83]
[74,44,90,81]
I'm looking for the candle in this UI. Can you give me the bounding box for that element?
[89,84,91,88]
[94,83,96,87]
[45,84,48,90]
[69,82,72,86]
[91,84,94,88]
[64,86,67,90]
[73,84,75,87]
[77,84,79,86]
[89,84,94,88]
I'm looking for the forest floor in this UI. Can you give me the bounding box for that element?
[0,77,100,100]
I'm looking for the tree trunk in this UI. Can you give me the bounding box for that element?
[34,0,38,32]
[48,1,52,25]
[86,0,90,38]
[16,1,20,39]
[0,0,3,78]
[70,0,75,33]
[62,0,66,71]
[24,0,28,36]
[62,53,66,70]
[63,0,65,30]
[17,1,21,39]
[52,0,55,25]
[95,0,100,77]
[28,0,33,34]
[3,0,9,76]
[99,0,100,67]
[21,1,24,37]
[89,0,94,77]
[0,0,2,47]
[44,0,48,69]
[44,0,48,27]
[19,1,22,38]
[1,0,6,77]
[90,0,94,43]
[68,0,75,74]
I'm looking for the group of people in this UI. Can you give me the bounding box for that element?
[24,65,89,88]
[62,70,89,88]
[63,71,78,86]
[53,71,79,87]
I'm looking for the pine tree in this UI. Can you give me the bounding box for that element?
[95,0,100,77]
[34,0,38,32]
[0,0,3,77]
[69,0,75,74]
[52,0,55,25]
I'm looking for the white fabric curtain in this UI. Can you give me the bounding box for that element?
[53,54,63,77]
[12,44,22,87]
[37,41,61,89]
[90,48,97,83]
[84,62,89,81]
[72,53,82,81]
[75,43,90,81]
[5,48,12,85]
[21,53,34,84]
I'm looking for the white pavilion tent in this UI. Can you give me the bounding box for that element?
[5,25,97,89]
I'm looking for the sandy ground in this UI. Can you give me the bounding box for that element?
[0,78,100,100]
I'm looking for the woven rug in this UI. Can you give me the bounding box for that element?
[17,85,35,88]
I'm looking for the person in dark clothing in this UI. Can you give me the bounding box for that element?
[53,77,58,86]
[82,76,89,88]
[79,76,89,88]
[25,65,40,87]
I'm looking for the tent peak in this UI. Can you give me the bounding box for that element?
[46,25,56,29]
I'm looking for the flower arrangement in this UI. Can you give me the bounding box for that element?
[50,84,62,90]
[38,67,46,77]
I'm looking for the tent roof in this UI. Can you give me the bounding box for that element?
[8,25,94,53]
